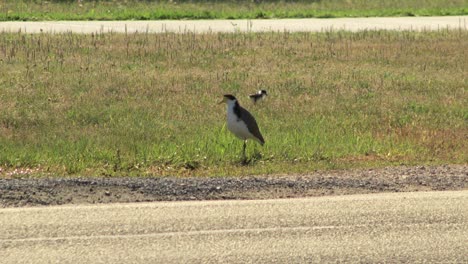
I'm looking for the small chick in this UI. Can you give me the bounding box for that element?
[249,90,268,104]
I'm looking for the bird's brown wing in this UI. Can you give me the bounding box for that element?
[239,107,265,145]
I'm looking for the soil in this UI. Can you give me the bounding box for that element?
[1,165,467,208]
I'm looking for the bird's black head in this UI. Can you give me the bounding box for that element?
[223,94,237,101]
[260,90,267,95]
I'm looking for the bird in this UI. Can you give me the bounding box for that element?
[249,89,268,104]
[220,94,265,161]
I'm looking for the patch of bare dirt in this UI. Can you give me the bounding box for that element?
[1,165,466,207]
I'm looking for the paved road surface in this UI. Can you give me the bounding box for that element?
[1,16,467,34]
[1,191,467,263]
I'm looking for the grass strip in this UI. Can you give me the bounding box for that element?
[0,29,467,177]
[0,0,467,21]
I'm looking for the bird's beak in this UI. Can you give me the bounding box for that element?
[218,98,225,104]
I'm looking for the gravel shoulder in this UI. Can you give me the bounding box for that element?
[1,165,466,208]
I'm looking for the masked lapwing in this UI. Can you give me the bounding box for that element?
[249,89,268,104]
[220,94,265,161]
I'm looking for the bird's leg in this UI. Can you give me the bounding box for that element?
[242,140,247,158]
[242,140,247,164]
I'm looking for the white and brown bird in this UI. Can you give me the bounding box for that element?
[249,89,268,104]
[220,94,265,160]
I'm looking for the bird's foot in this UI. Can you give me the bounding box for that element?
[239,152,262,166]
[240,157,250,166]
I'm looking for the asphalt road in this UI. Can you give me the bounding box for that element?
[1,16,467,34]
[1,190,467,263]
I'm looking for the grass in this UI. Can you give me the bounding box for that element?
[0,0,467,21]
[0,29,467,177]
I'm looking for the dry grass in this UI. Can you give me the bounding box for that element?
[0,29,467,177]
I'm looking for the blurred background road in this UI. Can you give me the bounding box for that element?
[0,16,467,34]
[1,191,467,263]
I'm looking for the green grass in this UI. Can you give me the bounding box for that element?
[0,29,467,177]
[0,0,467,21]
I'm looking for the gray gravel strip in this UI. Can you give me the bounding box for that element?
[1,165,466,207]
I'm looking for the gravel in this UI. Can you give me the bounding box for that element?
[1,165,466,207]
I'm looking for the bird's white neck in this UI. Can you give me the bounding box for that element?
[226,99,240,119]
[226,100,237,111]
